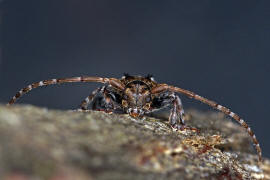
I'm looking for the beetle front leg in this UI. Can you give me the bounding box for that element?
[169,96,185,128]
[80,86,105,110]
[79,86,122,114]
[169,96,199,132]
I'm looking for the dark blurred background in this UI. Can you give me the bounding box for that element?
[0,1,269,158]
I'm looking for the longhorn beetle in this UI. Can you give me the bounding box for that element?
[7,74,262,162]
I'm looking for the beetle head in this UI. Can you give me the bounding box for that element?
[121,81,151,117]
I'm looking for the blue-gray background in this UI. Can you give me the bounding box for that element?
[1,1,269,158]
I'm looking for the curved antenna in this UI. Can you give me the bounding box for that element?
[7,76,125,105]
[151,84,262,162]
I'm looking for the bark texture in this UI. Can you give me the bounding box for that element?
[0,104,269,180]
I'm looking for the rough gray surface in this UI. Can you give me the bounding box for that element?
[0,104,269,180]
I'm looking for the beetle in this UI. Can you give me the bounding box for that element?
[7,74,262,161]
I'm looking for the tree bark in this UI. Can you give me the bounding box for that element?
[0,104,268,180]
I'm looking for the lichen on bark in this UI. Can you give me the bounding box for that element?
[0,104,269,180]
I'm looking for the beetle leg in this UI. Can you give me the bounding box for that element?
[168,95,199,132]
[79,86,105,110]
[169,95,184,127]
[79,86,122,113]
